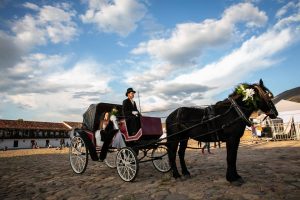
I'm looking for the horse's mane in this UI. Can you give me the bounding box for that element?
[215,82,253,108]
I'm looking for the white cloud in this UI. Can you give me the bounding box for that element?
[2,55,114,121]
[7,53,69,78]
[23,2,39,11]
[0,2,78,71]
[131,2,267,66]
[117,41,128,47]
[0,31,25,70]
[276,1,299,18]
[174,29,293,89]
[46,59,111,95]
[222,2,267,27]
[126,2,300,112]
[81,0,147,36]
[12,2,78,47]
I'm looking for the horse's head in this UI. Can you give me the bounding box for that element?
[233,79,278,119]
[252,79,278,119]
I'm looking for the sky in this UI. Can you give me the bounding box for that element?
[0,0,300,122]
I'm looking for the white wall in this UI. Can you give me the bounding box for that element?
[0,138,71,150]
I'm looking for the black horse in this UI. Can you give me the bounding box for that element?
[166,79,278,186]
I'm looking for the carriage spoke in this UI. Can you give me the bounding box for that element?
[69,136,88,174]
[116,147,139,182]
[152,146,171,173]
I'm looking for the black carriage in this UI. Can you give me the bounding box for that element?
[69,103,170,181]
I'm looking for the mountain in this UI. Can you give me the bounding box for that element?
[273,87,300,104]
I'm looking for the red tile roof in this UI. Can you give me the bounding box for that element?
[0,119,71,131]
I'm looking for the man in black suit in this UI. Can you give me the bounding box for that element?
[122,88,141,136]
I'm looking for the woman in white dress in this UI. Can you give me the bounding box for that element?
[95,112,110,147]
[99,112,116,161]
[110,108,126,149]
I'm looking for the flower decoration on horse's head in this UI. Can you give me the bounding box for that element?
[243,88,255,101]
[236,84,258,109]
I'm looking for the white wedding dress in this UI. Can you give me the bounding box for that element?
[110,115,126,149]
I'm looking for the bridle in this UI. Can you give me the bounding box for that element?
[254,85,278,118]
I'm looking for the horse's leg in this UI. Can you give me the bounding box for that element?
[167,140,181,179]
[178,139,191,178]
[226,137,244,186]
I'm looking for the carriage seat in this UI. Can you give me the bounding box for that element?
[119,119,142,141]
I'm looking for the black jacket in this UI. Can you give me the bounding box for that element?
[122,98,140,118]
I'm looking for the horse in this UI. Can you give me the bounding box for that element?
[165,79,278,186]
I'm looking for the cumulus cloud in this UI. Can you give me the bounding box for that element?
[126,2,300,113]
[80,0,147,36]
[0,31,25,70]
[23,2,39,11]
[0,2,78,71]
[131,2,267,66]
[275,1,300,29]
[163,15,299,104]
[276,1,300,18]
[1,56,114,121]
[174,29,294,91]
[0,53,69,95]
[12,2,78,46]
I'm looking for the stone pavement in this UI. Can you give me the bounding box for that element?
[0,141,300,200]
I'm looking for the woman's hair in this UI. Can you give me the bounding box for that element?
[99,112,110,129]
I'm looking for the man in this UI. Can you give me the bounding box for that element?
[122,88,141,136]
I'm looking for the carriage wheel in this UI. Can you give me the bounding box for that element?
[69,136,88,174]
[104,148,118,168]
[116,147,139,182]
[151,146,171,173]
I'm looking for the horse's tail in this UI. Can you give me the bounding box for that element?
[166,109,180,139]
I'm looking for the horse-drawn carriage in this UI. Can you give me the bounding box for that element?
[70,80,278,186]
[69,103,171,182]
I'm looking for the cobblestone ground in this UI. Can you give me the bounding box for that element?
[0,141,300,200]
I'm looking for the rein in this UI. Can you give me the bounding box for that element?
[254,85,277,117]
[228,97,253,127]
[132,84,277,150]
[133,97,252,149]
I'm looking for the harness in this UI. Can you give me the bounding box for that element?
[133,97,253,149]
[134,85,276,149]
[173,97,251,133]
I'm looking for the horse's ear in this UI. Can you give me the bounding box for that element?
[259,79,264,86]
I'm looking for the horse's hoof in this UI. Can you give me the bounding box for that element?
[173,175,181,180]
[230,178,245,187]
[230,180,243,187]
[237,177,245,184]
[183,174,191,179]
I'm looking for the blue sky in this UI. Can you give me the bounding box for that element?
[0,0,299,122]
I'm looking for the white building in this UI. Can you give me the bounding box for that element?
[0,119,82,150]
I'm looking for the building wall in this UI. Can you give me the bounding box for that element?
[0,138,71,150]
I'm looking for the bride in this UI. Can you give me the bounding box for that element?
[110,107,126,149]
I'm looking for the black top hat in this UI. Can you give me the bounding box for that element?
[125,88,136,96]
